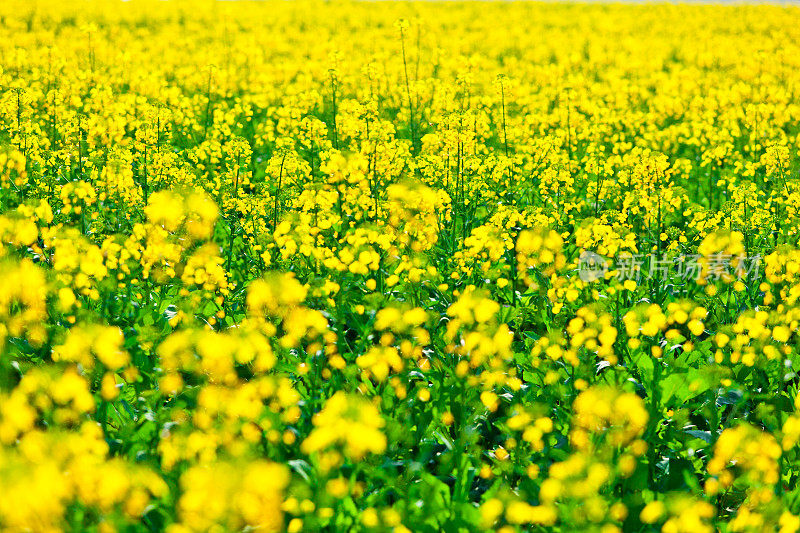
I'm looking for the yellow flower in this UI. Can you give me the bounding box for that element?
[301,392,386,461]
[640,501,665,524]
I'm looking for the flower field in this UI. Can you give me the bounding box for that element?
[3,0,800,531]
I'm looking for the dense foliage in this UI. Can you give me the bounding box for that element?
[2,1,800,531]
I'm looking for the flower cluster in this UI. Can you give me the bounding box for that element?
[2,1,800,531]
